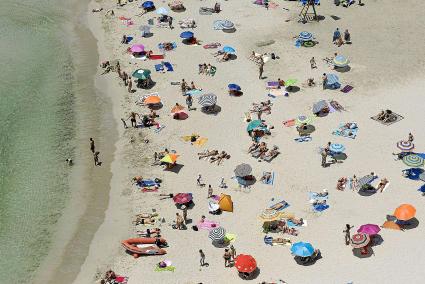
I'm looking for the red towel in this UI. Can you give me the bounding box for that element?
[149,54,165,60]
[283,119,295,127]
[142,187,158,192]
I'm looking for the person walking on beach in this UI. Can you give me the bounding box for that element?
[223,249,232,267]
[128,78,132,93]
[199,249,208,267]
[120,118,128,129]
[343,224,354,245]
[197,174,203,186]
[322,73,328,90]
[123,72,128,86]
[181,205,188,224]
[186,94,193,110]
[321,149,327,168]
[127,112,140,128]
[333,28,341,43]
[90,138,95,153]
[259,61,264,79]
[208,185,213,198]
[168,16,173,29]
[94,151,100,166]
[310,57,317,69]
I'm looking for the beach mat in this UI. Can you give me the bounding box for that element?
[341,85,353,93]
[149,54,165,60]
[261,171,275,185]
[371,113,404,126]
[269,200,289,211]
[313,204,329,212]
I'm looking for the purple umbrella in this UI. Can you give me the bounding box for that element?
[130,44,145,53]
[357,224,381,235]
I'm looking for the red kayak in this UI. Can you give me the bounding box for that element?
[121,238,167,258]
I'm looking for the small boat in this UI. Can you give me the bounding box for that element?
[121,237,167,258]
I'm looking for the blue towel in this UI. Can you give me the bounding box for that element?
[308,192,328,201]
[313,204,329,212]
[262,171,275,185]
[164,62,174,71]
[286,220,298,228]
[155,64,164,72]
[126,36,133,43]
[416,153,425,159]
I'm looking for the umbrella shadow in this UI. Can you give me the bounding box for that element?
[228,54,238,61]
[212,240,230,248]
[201,105,221,115]
[357,188,377,197]
[148,103,163,110]
[399,218,419,230]
[223,28,236,33]
[238,268,260,280]
[137,80,156,89]
[142,32,154,38]
[334,66,351,73]
[286,86,300,93]
[176,200,195,209]
[164,163,184,174]
[294,254,322,266]
[370,234,384,246]
[352,247,374,258]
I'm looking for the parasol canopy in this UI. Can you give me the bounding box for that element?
[208,227,226,241]
[156,7,168,15]
[246,119,264,132]
[198,93,217,107]
[357,224,381,235]
[130,44,145,53]
[143,95,161,105]
[402,154,424,167]
[222,46,236,53]
[180,31,194,39]
[171,104,185,113]
[228,83,241,91]
[141,1,154,8]
[397,140,414,152]
[259,208,281,222]
[172,193,193,204]
[350,233,370,248]
[234,163,252,177]
[333,55,350,68]
[329,143,345,153]
[298,31,313,42]
[234,254,257,273]
[160,153,179,163]
[393,204,416,221]
[132,69,151,79]
[291,242,315,257]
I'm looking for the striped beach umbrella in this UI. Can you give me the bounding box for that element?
[329,143,345,153]
[198,93,217,107]
[259,208,281,222]
[350,233,370,248]
[295,115,313,126]
[397,140,414,152]
[403,154,424,167]
[208,227,226,241]
[298,31,313,42]
[333,55,350,68]
[357,174,376,189]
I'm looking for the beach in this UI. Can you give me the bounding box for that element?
[6,0,425,283]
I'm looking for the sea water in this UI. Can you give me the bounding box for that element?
[0,0,78,282]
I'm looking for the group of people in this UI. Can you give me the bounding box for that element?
[333,28,351,47]
[198,63,216,75]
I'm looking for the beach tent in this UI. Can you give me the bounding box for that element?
[160,153,179,163]
[219,194,233,212]
[325,73,341,89]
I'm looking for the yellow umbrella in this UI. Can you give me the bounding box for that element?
[160,154,179,163]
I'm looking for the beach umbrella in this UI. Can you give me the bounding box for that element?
[143,96,161,105]
[291,242,315,257]
[284,79,298,87]
[394,204,416,221]
[130,44,145,53]
[208,227,226,241]
[228,83,241,91]
[219,194,233,212]
[180,31,194,39]
[156,7,168,15]
[312,100,329,114]
[403,154,424,167]
[357,174,376,189]
[198,93,217,107]
[397,140,414,152]
[357,224,381,235]
[234,163,252,177]
[382,221,402,231]
[350,233,370,248]
[295,115,313,126]
[172,193,193,204]
[222,46,236,53]
[142,1,154,8]
[259,208,281,222]
[246,119,263,132]
[329,143,345,153]
[333,55,350,68]
[171,104,185,113]
[221,20,235,30]
[132,69,151,79]
[298,31,313,42]
[160,153,179,164]
[234,254,257,273]
[326,73,340,85]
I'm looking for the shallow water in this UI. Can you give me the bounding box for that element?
[0,0,77,282]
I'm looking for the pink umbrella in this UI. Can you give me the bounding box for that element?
[173,193,193,204]
[357,224,381,235]
[130,44,145,53]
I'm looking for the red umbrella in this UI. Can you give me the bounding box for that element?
[172,193,193,204]
[234,254,257,273]
[357,224,381,235]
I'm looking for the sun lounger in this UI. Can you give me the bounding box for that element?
[262,150,280,162]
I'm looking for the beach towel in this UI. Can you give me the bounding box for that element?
[341,85,353,93]
[185,89,203,96]
[266,81,279,89]
[313,204,329,212]
[357,175,378,189]
[286,219,307,228]
[294,136,312,143]
[332,123,358,139]
[126,36,134,43]
[308,192,328,201]
[142,187,158,192]
[269,200,289,211]
[114,276,128,283]
[197,220,220,231]
[155,64,164,72]
[155,265,176,272]
[193,137,208,146]
[268,89,286,98]
[140,179,158,187]
[163,62,174,71]
[371,112,404,126]
[262,171,275,185]
[149,54,165,60]
[283,119,295,127]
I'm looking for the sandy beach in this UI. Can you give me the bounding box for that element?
[68,0,425,283]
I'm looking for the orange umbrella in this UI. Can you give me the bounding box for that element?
[394,204,416,221]
[160,153,179,164]
[171,104,185,113]
[144,96,161,105]
[382,221,402,231]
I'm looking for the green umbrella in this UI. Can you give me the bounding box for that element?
[246,120,263,132]
[403,154,424,167]
[132,69,151,79]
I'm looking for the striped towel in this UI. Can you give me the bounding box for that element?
[357,175,377,189]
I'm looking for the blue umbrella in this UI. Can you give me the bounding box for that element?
[180,31,194,39]
[142,1,154,8]
[298,31,313,42]
[228,83,241,91]
[291,242,315,257]
[246,120,263,132]
[156,7,168,15]
[329,143,345,153]
[222,46,235,53]
[326,74,340,85]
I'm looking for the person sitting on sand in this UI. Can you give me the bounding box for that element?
[248,142,260,153]
[311,199,327,206]
[307,78,315,87]
[376,178,389,192]
[137,228,161,237]
[408,132,414,142]
[92,7,103,12]
[198,149,219,159]
[336,177,347,191]
[282,225,298,236]
[190,81,197,90]
[257,144,269,159]
[278,78,285,87]
[134,217,156,225]
[175,213,184,229]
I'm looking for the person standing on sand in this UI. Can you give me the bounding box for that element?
[322,73,328,90]
[343,224,354,245]
[181,205,188,224]
[408,132,414,142]
[223,249,232,267]
[168,16,173,29]
[128,78,132,93]
[310,57,317,69]
[123,72,128,85]
[94,151,100,166]
[208,185,213,198]
[90,138,95,153]
[259,61,264,79]
[197,174,203,186]
[127,112,140,128]
[186,94,193,110]
[199,249,207,267]
[321,149,327,168]
[230,245,236,259]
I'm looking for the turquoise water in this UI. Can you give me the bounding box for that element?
[0,0,76,282]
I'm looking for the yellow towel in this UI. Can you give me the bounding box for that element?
[224,233,237,242]
[193,137,208,146]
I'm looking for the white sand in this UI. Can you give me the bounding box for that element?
[75,0,425,283]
